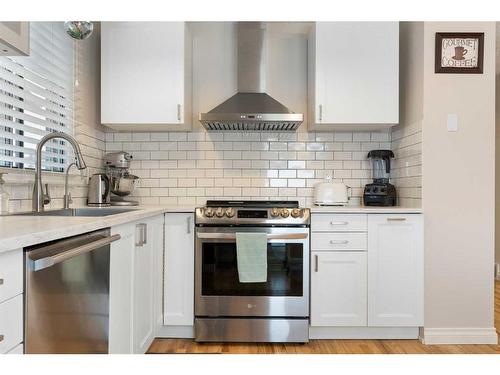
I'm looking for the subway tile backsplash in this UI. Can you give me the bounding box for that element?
[105,130,394,207]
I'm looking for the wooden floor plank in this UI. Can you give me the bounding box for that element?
[148,281,500,354]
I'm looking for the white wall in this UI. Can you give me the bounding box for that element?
[422,22,497,342]
[495,22,500,267]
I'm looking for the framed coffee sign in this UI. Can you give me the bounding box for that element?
[435,32,484,74]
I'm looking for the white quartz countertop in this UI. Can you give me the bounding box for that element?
[0,205,195,253]
[308,206,423,214]
[0,204,422,254]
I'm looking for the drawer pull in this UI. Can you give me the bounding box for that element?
[330,221,349,226]
[0,278,3,285]
[314,254,319,272]
[387,218,406,222]
[0,334,4,342]
[330,240,349,245]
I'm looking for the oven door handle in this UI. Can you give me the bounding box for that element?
[196,233,309,240]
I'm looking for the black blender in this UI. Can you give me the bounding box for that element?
[363,150,396,206]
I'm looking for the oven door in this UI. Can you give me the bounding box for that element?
[195,226,309,318]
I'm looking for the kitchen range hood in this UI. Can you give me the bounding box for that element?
[199,23,304,131]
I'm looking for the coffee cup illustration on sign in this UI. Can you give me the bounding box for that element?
[452,46,468,60]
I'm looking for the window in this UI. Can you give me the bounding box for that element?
[0,22,74,172]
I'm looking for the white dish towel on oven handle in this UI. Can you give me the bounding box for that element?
[235,232,268,283]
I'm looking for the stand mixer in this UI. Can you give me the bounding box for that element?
[104,151,139,206]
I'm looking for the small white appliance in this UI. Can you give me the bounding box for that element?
[314,177,350,206]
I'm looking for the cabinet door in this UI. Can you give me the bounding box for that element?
[133,215,163,354]
[367,214,423,326]
[101,22,185,125]
[313,22,398,126]
[109,222,136,354]
[164,213,194,326]
[311,251,367,326]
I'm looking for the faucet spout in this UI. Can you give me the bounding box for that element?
[32,132,87,212]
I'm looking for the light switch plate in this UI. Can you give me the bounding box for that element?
[447,114,458,132]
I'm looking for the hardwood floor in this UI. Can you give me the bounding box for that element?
[147,281,500,354]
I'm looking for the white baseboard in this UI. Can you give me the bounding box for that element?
[157,325,194,338]
[309,326,419,340]
[422,328,498,345]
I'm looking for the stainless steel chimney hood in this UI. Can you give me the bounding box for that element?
[199,23,304,131]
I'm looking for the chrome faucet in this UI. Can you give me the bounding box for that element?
[33,132,87,212]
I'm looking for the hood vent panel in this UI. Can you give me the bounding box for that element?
[199,23,304,131]
[202,121,302,131]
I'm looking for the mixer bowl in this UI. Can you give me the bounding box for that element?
[110,174,139,197]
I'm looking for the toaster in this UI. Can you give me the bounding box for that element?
[314,180,351,206]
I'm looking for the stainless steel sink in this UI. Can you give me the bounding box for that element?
[11,208,138,217]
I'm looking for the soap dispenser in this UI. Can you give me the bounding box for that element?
[0,172,10,214]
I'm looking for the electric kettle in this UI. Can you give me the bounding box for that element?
[87,173,111,207]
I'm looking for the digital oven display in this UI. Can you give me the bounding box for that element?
[237,210,268,219]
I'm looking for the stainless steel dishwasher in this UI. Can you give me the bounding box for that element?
[24,228,120,354]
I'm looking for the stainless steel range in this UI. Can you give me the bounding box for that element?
[194,200,310,343]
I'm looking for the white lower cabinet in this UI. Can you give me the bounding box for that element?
[163,213,194,326]
[133,215,164,354]
[310,213,423,333]
[0,295,23,354]
[311,251,367,326]
[109,214,164,354]
[367,214,424,326]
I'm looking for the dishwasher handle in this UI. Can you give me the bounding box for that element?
[33,234,121,272]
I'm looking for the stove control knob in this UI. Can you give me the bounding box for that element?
[204,207,215,217]
[225,207,235,218]
[291,208,302,218]
[270,208,280,217]
[215,207,225,218]
[280,208,290,218]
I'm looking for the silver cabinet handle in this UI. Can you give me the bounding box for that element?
[319,104,323,122]
[330,240,349,245]
[34,234,121,271]
[187,216,191,234]
[0,278,4,286]
[314,254,319,272]
[330,221,348,226]
[0,334,4,342]
[177,104,182,121]
[142,223,148,245]
[136,223,147,246]
[387,218,407,222]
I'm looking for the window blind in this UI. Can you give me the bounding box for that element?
[0,22,74,172]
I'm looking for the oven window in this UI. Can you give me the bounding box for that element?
[201,242,303,296]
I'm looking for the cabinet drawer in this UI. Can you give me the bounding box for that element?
[0,295,23,354]
[312,232,367,251]
[311,214,367,232]
[0,249,23,303]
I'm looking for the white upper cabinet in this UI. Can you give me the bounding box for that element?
[308,22,399,131]
[0,22,29,56]
[367,214,423,326]
[164,213,194,326]
[101,22,192,131]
